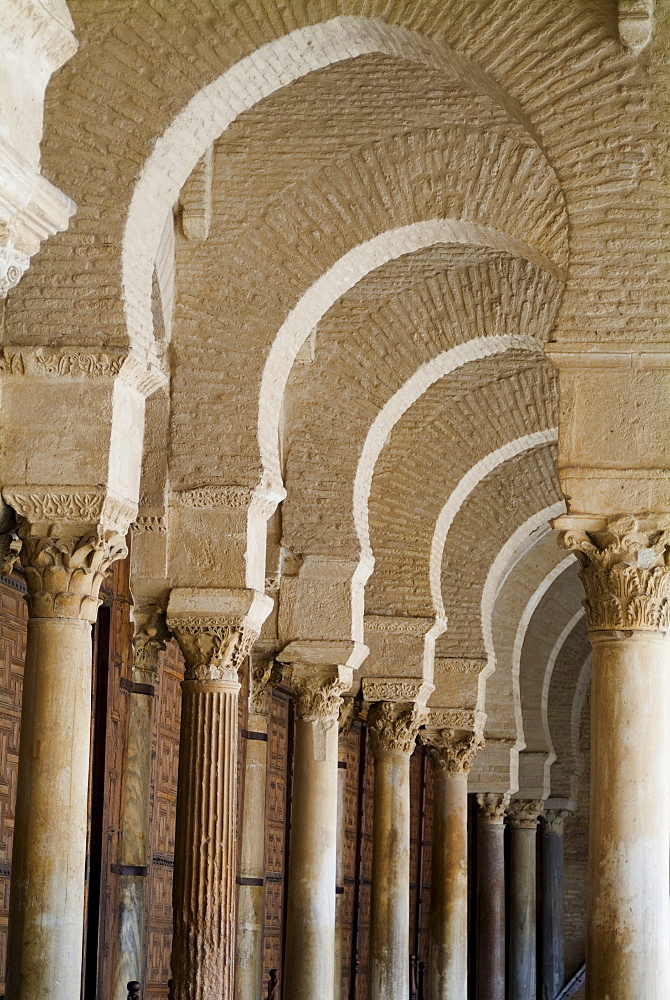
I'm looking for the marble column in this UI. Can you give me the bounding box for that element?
[557,516,670,1000]
[334,697,357,1000]
[113,606,170,998]
[540,809,568,1000]
[508,799,543,1000]
[421,727,483,1000]
[476,793,509,1000]
[6,522,127,1000]
[167,597,263,1000]
[282,662,353,1000]
[235,656,282,1000]
[367,700,424,1000]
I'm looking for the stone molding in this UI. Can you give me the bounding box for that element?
[19,526,127,621]
[0,348,166,396]
[3,487,137,537]
[434,657,487,675]
[421,725,485,774]
[132,608,171,683]
[507,799,544,830]
[555,514,670,632]
[364,614,434,636]
[544,808,570,835]
[361,677,434,705]
[167,614,258,683]
[249,655,283,716]
[172,485,255,509]
[0,243,29,297]
[366,701,426,757]
[426,708,486,732]
[477,793,510,825]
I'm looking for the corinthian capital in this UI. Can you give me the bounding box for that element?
[508,799,544,830]
[19,525,127,620]
[477,793,509,825]
[544,808,570,835]
[167,587,272,684]
[291,665,353,725]
[250,654,284,717]
[422,725,484,774]
[132,606,171,684]
[366,702,426,757]
[555,514,670,632]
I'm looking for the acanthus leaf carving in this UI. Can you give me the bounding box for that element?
[167,614,258,683]
[557,515,670,632]
[507,799,544,830]
[19,525,127,621]
[172,486,255,510]
[3,488,136,536]
[362,678,433,705]
[364,614,434,637]
[476,792,510,825]
[366,701,426,756]
[132,608,171,683]
[250,656,284,716]
[421,726,485,774]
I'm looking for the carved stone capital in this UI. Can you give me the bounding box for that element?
[421,726,485,774]
[290,665,353,726]
[3,487,137,536]
[508,799,544,830]
[250,655,283,716]
[544,808,570,836]
[618,0,654,53]
[367,701,426,757]
[338,694,361,739]
[167,615,257,684]
[132,607,171,683]
[19,524,127,621]
[555,514,670,632]
[0,242,29,297]
[477,793,510,825]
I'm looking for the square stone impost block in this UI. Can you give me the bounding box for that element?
[363,614,436,680]
[277,638,368,673]
[547,341,670,514]
[430,657,488,712]
[167,587,274,638]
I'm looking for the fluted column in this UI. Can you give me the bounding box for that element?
[508,800,543,1000]
[167,589,270,1000]
[235,655,283,1000]
[421,724,484,1000]
[6,519,127,1000]
[476,793,509,1000]
[540,809,568,1000]
[113,606,170,997]
[557,515,670,1000]
[282,659,353,1000]
[366,697,425,1000]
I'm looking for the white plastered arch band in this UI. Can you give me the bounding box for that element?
[124,16,548,355]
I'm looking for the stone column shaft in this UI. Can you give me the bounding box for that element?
[235,658,282,1000]
[167,593,268,1000]
[367,701,424,1000]
[508,800,543,1000]
[422,727,482,1000]
[557,515,670,1000]
[113,609,170,997]
[476,793,509,1000]
[540,810,567,1000]
[5,523,127,1000]
[283,663,352,1000]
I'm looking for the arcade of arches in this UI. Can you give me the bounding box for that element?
[0,2,668,999]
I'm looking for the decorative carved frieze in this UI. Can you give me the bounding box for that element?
[507,799,544,830]
[132,608,171,683]
[421,726,485,774]
[364,614,434,636]
[361,677,433,705]
[131,515,167,534]
[435,657,487,675]
[172,485,255,509]
[426,708,486,732]
[167,614,258,684]
[366,701,426,756]
[3,487,137,536]
[544,808,570,836]
[0,243,29,297]
[476,792,510,825]
[249,656,283,716]
[556,515,670,632]
[19,526,127,621]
